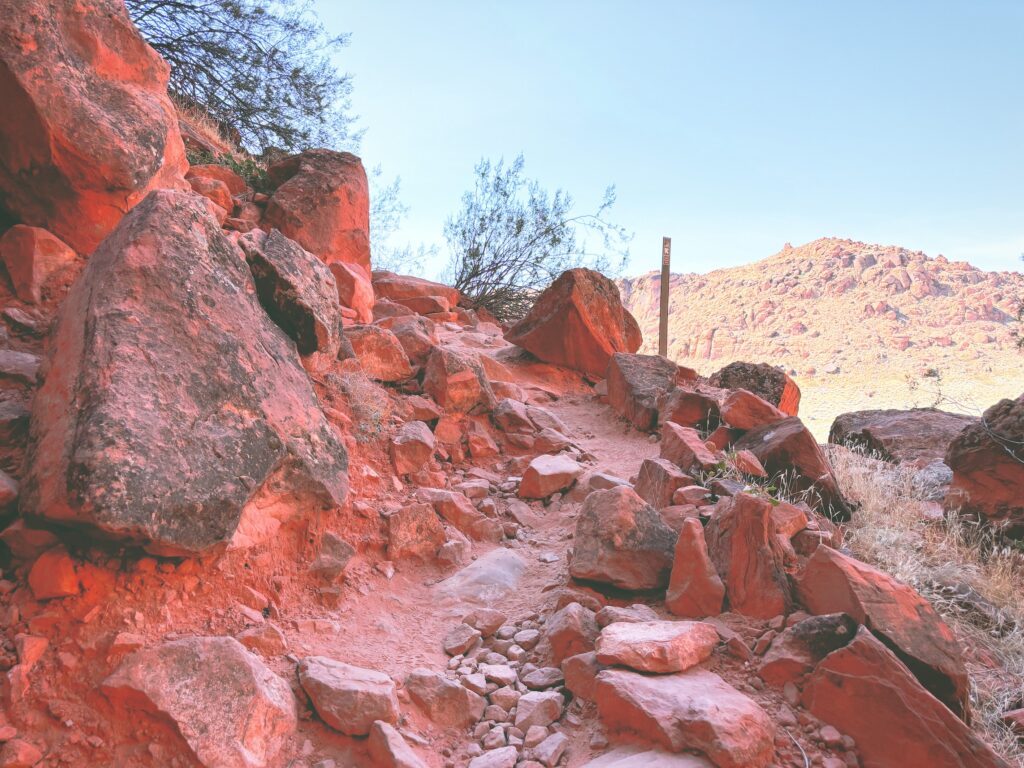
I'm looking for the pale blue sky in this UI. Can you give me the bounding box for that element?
[315,1,1024,279]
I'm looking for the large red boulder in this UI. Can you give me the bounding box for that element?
[263,150,370,269]
[633,457,691,509]
[0,225,77,304]
[423,346,495,414]
[665,517,725,618]
[803,628,1009,768]
[569,486,676,591]
[944,394,1024,537]
[829,407,978,466]
[505,269,641,377]
[659,388,722,429]
[705,494,791,619]
[329,261,374,324]
[595,668,775,767]
[661,422,721,475]
[20,191,348,555]
[346,325,413,382]
[0,0,188,254]
[607,353,696,431]
[733,417,852,520]
[719,389,787,430]
[708,361,800,416]
[102,637,296,768]
[796,545,969,719]
[372,271,461,308]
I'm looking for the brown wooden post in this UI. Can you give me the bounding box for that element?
[659,237,671,357]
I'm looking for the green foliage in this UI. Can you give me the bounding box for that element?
[127,0,358,153]
[443,155,631,322]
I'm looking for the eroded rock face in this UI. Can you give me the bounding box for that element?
[944,394,1024,537]
[803,628,1009,768]
[263,149,370,269]
[796,545,969,719]
[505,269,641,377]
[21,190,348,554]
[733,417,851,520]
[595,668,775,767]
[102,637,296,768]
[0,225,76,304]
[708,362,800,416]
[829,407,977,466]
[569,486,676,591]
[0,0,188,254]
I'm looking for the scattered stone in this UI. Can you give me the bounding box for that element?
[236,624,288,656]
[297,657,398,736]
[719,389,787,430]
[423,346,495,414]
[595,604,659,627]
[595,620,719,673]
[0,226,76,304]
[420,488,502,542]
[708,361,800,416]
[633,457,691,509]
[27,546,79,600]
[514,690,564,730]
[521,667,564,690]
[467,746,519,768]
[543,602,599,664]
[444,623,482,656]
[387,503,445,560]
[347,325,414,382]
[519,454,583,499]
[406,669,486,728]
[759,613,857,687]
[829,407,977,466]
[391,421,436,475]
[309,533,355,582]
[367,721,427,768]
[661,422,721,474]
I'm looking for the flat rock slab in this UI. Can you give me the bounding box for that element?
[435,549,527,606]
[519,454,583,499]
[595,668,775,768]
[595,620,718,673]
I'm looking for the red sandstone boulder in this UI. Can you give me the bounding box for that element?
[944,394,1024,537]
[634,457,691,509]
[661,422,721,475]
[759,613,857,686]
[297,657,399,736]
[386,502,445,560]
[0,226,76,304]
[405,668,486,728]
[829,407,978,466]
[733,417,852,520]
[188,175,234,213]
[372,271,461,308]
[391,421,436,475]
[519,454,583,499]
[0,0,188,254]
[418,488,502,542]
[505,269,641,377]
[708,362,800,416]
[607,353,695,431]
[666,518,725,618]
[595,620,718,673]
[102,636,296,768]
[543,602,600,664]
[719,389,787,430]
[346,325,413,382]
[595,668,775,767]
[377,315,438,366]
[705,494,791,619]
[368,721,427,768]
[238,229,343,356]
[423,346,495,414]
[569,486,676,591]
[796,545,969,719]
[329,262,374,324]
[187,165,247,195]
[803,628,1009,768]
[659,389,722,429]
[20,191,348,555]
[263,150,369,269]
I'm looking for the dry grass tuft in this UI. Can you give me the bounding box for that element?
[171,94,237,157]
[828,444,1024,765]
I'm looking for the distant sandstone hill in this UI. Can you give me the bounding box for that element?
[619,238,1024,439]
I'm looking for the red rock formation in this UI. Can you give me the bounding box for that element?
[505,269,641,377]
[606,353,695,431]
[263,149,370,269]
[0,0,188,253]
[665,517,725,618]
[829,407,978,466]
[0,226,76,304]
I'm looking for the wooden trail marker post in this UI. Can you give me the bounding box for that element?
[659,236,671,357]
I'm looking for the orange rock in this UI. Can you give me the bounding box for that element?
[606,353,683,431]
[659,389,722,429]
[796,545,969,719]
[829,407,976,466]
[733,417,852,520]
[418,488,501,542]
[28,546,79,600]
[504,269,641,378]
[661,422,721,475]
[423,347,495,414]
[803,628,1008,768]
[719,389,787,430]
[543,602,599,664]
[705,494,791,619]
[731,449,767,478]
[0,226,76,303]
[709,361,800,416]
[372,271,461,308]
[666,517,725,618]
[0,0,188,254]
[346,325,413,382]
[519,454,582,499]
[758,613,857,686]
[264,150,369,269]
[187,164,247,195]
[187,175,234,213]
[634,457,691,509]
[595,620,718,673]
[390,421,436,476]
[329,262,374,324]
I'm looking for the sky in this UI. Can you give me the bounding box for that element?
[315,1,1024,279]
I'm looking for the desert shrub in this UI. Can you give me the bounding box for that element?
[443,155,631,322]
[335,371,391,445]
[126,0,358,153]
[185,149,273,193]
